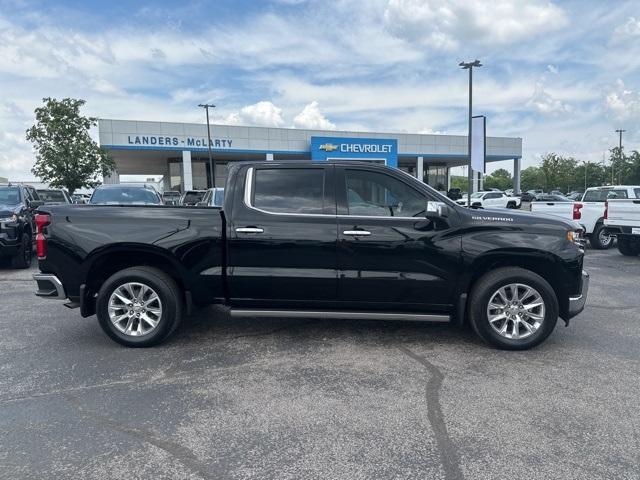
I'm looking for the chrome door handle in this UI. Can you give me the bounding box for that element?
[236,227,264,234]
[343,230,371,236]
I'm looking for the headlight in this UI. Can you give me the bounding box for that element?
[567,230,585,248]
[0,214,18,223]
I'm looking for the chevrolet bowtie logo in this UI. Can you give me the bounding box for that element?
[319,143,338,152]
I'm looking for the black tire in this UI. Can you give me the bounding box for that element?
[96,266,183,347]
[617,237,640,256]
[589,223,613,249]
[11,233,32,269]
[468,267,559,350]
[506,201,516,209]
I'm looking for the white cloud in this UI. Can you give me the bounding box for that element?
[605,79,640,130]
[613,16,640,40]
[384,0,567,50]
[293,101,336,130]
[547,65,559,74]
[526,82,572,115]
[225,101,285,127]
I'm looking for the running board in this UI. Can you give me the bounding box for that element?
[229,309,450,322]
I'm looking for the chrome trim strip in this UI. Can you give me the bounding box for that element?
[236,227,264,233]
[343,230,371,236]
[229,309,450,322]
[33,273,66,300]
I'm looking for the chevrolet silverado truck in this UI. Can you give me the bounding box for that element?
[530,185,640,249]
[604,198,640,256]
[33,162,589,350]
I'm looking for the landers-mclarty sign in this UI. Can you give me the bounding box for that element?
[126,135,233,148]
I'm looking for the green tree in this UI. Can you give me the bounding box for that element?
[450,175,468,191]
[539,153,577,192]
[483,168,512,191]
[26,98,114,195]
[607,147,640,185]
[520,166,544,192]
[572,161,606,191]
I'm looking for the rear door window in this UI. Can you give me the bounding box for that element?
[252,168,327,215]
[582,189,628,201]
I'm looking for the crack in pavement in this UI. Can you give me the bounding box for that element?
[399,346,463,480]
[62,393,217,480]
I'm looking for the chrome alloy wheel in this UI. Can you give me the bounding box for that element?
[108,282,163,336]
[486,283,545,340]
[599,228,612,247]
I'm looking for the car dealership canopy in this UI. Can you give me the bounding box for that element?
[99,119,523,193]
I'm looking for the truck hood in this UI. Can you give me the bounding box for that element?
[466,207,579,230]
[0,204,20,217]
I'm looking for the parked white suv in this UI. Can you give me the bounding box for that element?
[456,191,521,209]
[531,185,640,249]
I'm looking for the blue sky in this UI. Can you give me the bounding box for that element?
[1,0,639,179]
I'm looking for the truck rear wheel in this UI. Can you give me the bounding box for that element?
[96,267,183,347]
[590,223,613,249]
[617,237,640,256]
[468,267,558,350]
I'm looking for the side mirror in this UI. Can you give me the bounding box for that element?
[425,201,449,219]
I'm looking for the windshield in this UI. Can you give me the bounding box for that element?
[0,186,21,205]
[471,192,484,198]
[90,187,161,204]
[38,190,67,203]
[582,189,628,202]
[182,191,205,204]
[163,192,180,198]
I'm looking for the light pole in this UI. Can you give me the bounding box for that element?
[615,129,625,185]
[460,59,482,208]
[199,103,216,188]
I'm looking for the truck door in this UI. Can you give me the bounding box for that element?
[335,166,461,311]
[227,164,338,308]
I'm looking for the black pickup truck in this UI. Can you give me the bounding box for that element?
[33,162,589,350]
[1,183,44,268]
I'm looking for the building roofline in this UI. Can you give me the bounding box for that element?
[98,118,522,141]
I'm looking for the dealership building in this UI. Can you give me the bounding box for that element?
[98,119,523,193]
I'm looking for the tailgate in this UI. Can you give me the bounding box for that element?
[605,199,640,228]
[530,201,574,219]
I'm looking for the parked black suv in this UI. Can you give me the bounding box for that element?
[0,184,43,268]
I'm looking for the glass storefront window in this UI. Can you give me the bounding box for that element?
[426,165,447,191]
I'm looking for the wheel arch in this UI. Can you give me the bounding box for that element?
[81,244,189,317]
[463,250,571,321]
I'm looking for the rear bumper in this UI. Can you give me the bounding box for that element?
[567,270,589,319]
[33,273,67,300]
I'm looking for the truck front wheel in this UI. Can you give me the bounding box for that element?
[96,267,183,347]
[468,267,558,350]
[11,233,32,269]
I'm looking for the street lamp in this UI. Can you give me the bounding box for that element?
[459,59,482,208]
[615,129,625,185]
[198,103,216,188]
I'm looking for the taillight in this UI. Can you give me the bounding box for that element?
[604,201,608,220]
[573,202,583,220]
[35,213,51,259]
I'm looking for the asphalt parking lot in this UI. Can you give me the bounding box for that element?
[1,248,639,480]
